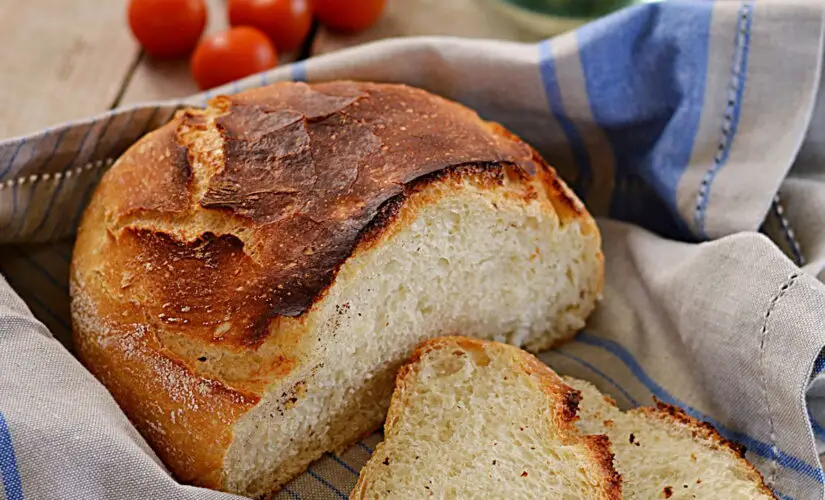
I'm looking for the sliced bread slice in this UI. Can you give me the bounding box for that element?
[565,377,776,499]
[351,337,622,499]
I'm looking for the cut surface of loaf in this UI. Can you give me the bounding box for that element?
[566,377,776,499]
[352,337,621,499]
[70,81,602,497]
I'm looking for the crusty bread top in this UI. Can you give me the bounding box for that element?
[87,81,585,350]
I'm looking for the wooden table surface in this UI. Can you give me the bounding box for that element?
[0,0,540,140]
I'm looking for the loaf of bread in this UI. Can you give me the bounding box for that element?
[567,377,776,499]
[70,81,603,497]
[352,336,622,499]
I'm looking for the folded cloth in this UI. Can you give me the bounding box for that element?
[2,1,825,498]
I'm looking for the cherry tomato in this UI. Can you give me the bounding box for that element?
[191,27,278,90]
[228,0,312,53]
[311,0,387,32]
[128,0,207,58]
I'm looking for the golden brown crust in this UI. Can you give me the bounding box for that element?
[70,284,258,488]
[71,81,599,493]
[362,336,621,499]
[111,122,194,217]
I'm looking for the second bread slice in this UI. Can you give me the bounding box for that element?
[567,377,776,499]
[351,336,621,499]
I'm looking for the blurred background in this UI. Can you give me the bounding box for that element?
[0,0,646,139]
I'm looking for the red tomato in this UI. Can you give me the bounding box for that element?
[128,0,207,58]
[228,0,312,53]
[191,27,278,90]
[311,0,387,32]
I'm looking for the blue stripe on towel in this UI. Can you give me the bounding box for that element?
[291,61,308,82]
[1,138,36,235]
[0,411,24,500]
[694,0,753,238]
[575,2,713,239]
[0,138,26,179]
[550,349,640,406]
[576,333,825,484]
[34,110,137,241]
[306,468,347,499]
[326,452,359,476]
[538,39,591,200]
[25,111,135,239]
[39,128,70,172]
[64,121,100,170]
[283,486,301,500]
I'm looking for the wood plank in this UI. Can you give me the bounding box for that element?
[120,0,298,106]
[312,0,540,56]
[0,0,139,139]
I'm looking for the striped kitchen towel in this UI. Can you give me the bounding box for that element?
[2,1,825,498]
